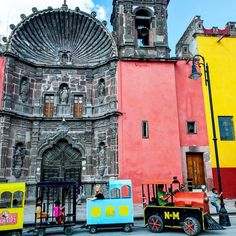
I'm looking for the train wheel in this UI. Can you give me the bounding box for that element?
[37,229,46,236]
[64,227,73,235]
[8,231,21,236]
[89,226,97,234]
[123,224,133,232]
[147,215,163,233]
[183,217,201,236]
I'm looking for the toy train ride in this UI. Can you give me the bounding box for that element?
[0,177,224,236]
[142,177,224,235]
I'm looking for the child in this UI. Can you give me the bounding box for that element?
[54,200,65,223]
[210,188,222,213]
[35,197,49,222]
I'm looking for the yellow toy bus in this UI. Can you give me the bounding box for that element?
[0,182,26,236]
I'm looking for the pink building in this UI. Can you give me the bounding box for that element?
[175,61,212,190]
[118,60,211,203]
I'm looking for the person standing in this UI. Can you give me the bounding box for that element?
[210,188,222,213]
[54,200,65,223]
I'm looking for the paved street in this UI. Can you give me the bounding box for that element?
[23,216,236,236]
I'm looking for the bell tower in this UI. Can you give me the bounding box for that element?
[111,0,170,59]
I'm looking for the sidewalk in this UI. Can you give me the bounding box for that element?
[24,199,236,225]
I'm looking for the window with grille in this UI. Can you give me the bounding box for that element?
[218,116,235,141]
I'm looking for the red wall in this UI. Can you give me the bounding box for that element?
[212,168,236,199]
[0,57,5,110]
[175,60,208,146]
[118,61,183,203]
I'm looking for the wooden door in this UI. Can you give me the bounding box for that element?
[74,96,83,118]
[42,140,82,183]
[44,95,54,117]
[186,153,205,187]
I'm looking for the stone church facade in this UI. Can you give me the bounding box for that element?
[0,3,120,197]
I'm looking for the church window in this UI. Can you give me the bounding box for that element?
[74,95,83,118]
[44,94,54,117]
[135,9,151,46]
[142,120,149,138]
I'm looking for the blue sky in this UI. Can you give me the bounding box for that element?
[1,0,236,56]
[168,0,236,56]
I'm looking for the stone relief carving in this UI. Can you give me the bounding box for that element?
[98,133,106,143]
[94,120,110,128]
[42,83,50,90]
[57,119,70,138]
[124,2,132,13]
[42,76,61,91]
[12,145,25,178]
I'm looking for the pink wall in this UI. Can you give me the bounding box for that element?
[175,60,208,146]
[118,61,183,203]
[0,57,5,110]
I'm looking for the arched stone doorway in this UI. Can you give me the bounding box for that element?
[41,139,82,183]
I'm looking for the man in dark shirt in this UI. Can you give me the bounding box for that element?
[95,191,105,200]
[88,185,105,200]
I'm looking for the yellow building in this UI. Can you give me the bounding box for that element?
[176,16,236,198]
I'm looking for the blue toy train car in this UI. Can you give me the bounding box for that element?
[86,179,134,233]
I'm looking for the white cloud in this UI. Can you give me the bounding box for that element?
[0,0,107,36]
[95,5,106,21]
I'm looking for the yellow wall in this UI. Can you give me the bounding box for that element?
[197,36,236,168]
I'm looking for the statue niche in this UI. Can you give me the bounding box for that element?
[97,142,107,177]
[12,143,25,178]
[20,77,29,103]
[59,84,69,105]
[98,79,105,104]
[58,50,72,65]
[57,83,70,116]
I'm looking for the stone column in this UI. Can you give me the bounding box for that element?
[0,115,11,179]
[27,121,40,182]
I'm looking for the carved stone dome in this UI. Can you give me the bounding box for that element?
[7,7,117,67]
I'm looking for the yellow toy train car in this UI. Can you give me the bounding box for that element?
[0,182,26,236]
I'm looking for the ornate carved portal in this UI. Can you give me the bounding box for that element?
[41,139,82,183]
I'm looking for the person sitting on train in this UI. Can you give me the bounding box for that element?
[87,184,105,200]
[157,184,173,206]
[54,199,65,223]
[12,199,19,208]
[35,197,49,222]
[149,197,158,205]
